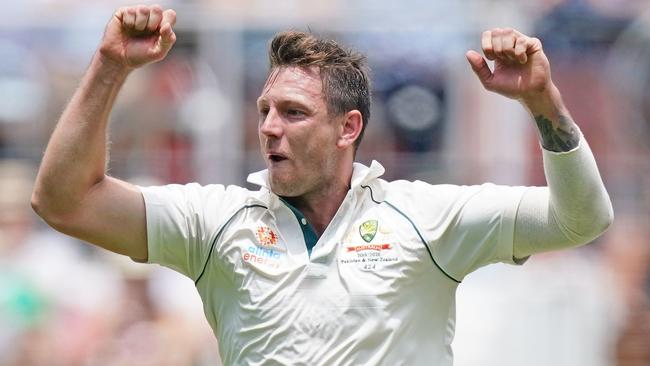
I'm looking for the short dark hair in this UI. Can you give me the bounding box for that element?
[268,31,371,150]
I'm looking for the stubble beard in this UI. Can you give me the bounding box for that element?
[269,176,300,197]
[268,163,332,199]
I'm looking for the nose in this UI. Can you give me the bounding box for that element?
[259,109,283,138]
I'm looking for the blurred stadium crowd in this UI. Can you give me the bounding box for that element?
[1,0,650,365]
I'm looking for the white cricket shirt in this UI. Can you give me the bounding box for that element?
[140,161,527,365]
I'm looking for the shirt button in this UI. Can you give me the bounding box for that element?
[301,218,307,225]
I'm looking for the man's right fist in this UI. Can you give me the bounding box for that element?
[99,5,176,69]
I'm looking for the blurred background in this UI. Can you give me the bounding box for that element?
[1,0,649,365]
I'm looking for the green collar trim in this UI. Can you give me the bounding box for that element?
[279,198,319,256]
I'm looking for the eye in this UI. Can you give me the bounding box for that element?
[258,106,269,118]
[286,109,305,118]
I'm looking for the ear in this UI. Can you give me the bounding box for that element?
[336,110,363,149]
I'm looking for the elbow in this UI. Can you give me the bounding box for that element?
[575,200,614,244]
[592,193,615,237]
[555,198,614,247]
[596,200,614,236]
[30,189,47,220]
[31,190,71,232]
[31,190,55,228]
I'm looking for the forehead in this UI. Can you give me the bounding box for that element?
[257,66,325,105]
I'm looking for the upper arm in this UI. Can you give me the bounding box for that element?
[431,183,527,279]
[47,176,148,261]
[137,182,252,279]
[388,181,526,280]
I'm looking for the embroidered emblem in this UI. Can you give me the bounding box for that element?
[359,220,378,243]
[256,226,278,246]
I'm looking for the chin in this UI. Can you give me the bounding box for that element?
[269,184,302,197]
[268,175,301,197]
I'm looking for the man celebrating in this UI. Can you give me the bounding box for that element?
[32,4,613,365]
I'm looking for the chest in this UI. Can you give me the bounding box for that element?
[198,197,459,364]
[211,199,442,307]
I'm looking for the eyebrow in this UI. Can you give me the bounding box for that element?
[257,94,313,108]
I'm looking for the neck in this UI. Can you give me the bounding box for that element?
[283,165,353,236]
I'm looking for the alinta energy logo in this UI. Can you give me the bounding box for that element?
[255,226,278,247]
[243,226,282,269]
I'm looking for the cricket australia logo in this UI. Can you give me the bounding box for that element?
[341,219,399,271]
[359,220,378,243]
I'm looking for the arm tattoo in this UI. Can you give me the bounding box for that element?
[534,114,580,152]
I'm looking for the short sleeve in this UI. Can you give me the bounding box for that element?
[386,181,527,282]
[432,183,528,280]
[138,183,248,280]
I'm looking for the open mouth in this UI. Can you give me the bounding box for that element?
[268,154,287,162]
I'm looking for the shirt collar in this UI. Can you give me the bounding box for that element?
[350,160,385,188]
[246,160,385,190]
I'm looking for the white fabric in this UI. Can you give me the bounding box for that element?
[513,137,614,258]
[140,161,526,366]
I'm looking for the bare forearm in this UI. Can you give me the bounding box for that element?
[521,84,580,152]
[33,53,130,218]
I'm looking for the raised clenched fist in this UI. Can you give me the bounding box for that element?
[98,4,177,70]
[466,28,552,101]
